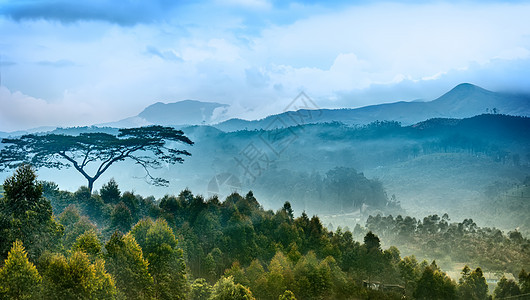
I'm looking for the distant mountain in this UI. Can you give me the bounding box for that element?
[214,83,530,131]
[99,100,229,128]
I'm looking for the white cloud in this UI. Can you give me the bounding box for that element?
[0,86,111,132]
[0,1,529,131]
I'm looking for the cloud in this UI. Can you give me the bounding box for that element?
[36,59,76,67]
[0,86,120,132]
[0,0,184,25]
[0,1,529,131]
[145,46,182,62]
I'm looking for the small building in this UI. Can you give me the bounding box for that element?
[363,280,405,294]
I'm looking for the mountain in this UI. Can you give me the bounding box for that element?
[214,83,530,131]
[99,100,230,128]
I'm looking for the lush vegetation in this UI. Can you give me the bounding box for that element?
[362,214,530,274]
[1,165,529,299]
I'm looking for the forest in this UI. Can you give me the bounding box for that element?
[1,165,529,299]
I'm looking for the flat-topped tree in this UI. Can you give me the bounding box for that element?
[0,126,193,193]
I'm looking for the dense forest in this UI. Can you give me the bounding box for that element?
[1,165,529,299]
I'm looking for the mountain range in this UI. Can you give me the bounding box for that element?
[98,100,229,128]
[214,83,530,131]
[2,83,529,135]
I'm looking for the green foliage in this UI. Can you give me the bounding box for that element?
[72,230,102,259]
[364,213,530,274]
[105,231,154,299]
[0,165,63,261]
[110,202,133,233]
[278,290,296,300]
[0,126,193,192]
[458,266,488,300]
[100,178,121,204]
[190,278,213,300]
[414,263,457,300]
[210,276,255,300]
[519,269,530,294]
[58,205,98,250]
[0,241,42,299]
[131,218,189,299]
[41,251,117,299]
[494,276,521,299]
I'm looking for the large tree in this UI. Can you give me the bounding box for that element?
[0,126,193,193]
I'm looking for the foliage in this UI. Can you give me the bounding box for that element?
[493,276,521,299]
[0,126,193,192]
[0,241,42,299]
[131,218,189,299]
[457,266,488,300]
[40,251,117,299]
[190,278,213,300]
[210,276,255,300]
[105,231,154,299]
[364,213,530,274]
[0,165,63,261]
[72,230,102,259]
[413,262,457,300]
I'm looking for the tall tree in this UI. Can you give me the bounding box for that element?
[0,241,42,299]
[131,218,189,299]
[458,266,488,300]
[414,264,457,300]
[105,231,154,299]
[41,251,117,299]
[210,276,255,300]
[494,276,521,299]
[0,126,193,193]
[0,165,63,260]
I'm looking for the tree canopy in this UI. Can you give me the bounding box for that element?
[0,126,193,192]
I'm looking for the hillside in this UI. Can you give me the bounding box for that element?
[8,114,528,236]
[214,83,530,131]
[99,99,230,128]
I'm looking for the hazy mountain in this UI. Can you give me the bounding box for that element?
[214,83,530,131]
[99,100,230,128]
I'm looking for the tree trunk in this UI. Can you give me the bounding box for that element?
[87,179,95,194]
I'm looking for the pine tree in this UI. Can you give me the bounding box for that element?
[105,231,154,299]
[41,251,117,299]
[131,218,189,299]
[210,276,255,300]
[0,241,42,299]
[0,165,63,260]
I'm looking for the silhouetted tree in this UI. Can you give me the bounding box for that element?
[0,126,193,193]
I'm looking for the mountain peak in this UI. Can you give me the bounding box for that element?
[137,100,229,125]
[449,83,489,93]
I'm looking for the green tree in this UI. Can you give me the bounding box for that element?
[105,231,154,299]
[493,276,520,299]
[210,276,256,300]
[278,290,296,300]
[41,251,117,299]
[190,278,212,300]
[519,269,530,294]
[72,230,102,259]
[100,178,121,204]
[293,252,332,300]
[131,218,189,299]
[0,165,63,260]
[0,126,193,193]
[458,266,488,300]
[414,264,457,300]
[0,241,42,299]
[110,202,133,233]
[58,205,98,250]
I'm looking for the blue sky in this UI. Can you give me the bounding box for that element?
[1,0,529,131]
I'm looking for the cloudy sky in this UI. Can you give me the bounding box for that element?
[1,0,529,132]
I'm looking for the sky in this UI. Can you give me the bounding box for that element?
[1,0,530,132]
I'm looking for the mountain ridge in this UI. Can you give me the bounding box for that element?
[213,83,530,131]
